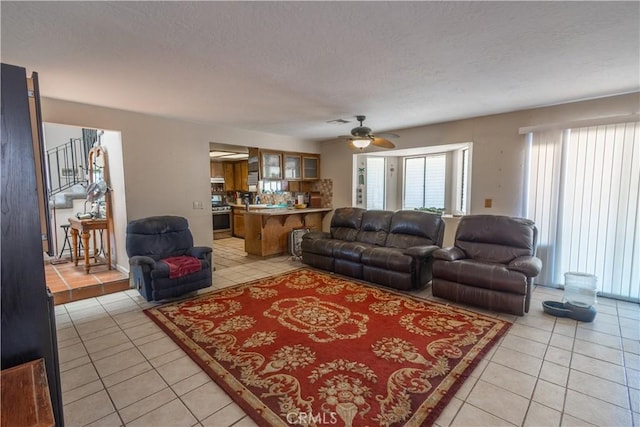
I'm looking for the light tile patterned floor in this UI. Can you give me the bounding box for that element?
[57,238,640,426]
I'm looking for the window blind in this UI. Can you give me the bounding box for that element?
[527,122,639,301]
[424,154,446,209]
[403,157,425,209]
[366,157,385,210]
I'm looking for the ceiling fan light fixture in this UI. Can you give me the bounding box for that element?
[351,137,371,149]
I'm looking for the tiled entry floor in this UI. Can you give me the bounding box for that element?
[46,259,129,305]
[56,238,639,426]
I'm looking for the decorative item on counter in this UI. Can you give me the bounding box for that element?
[309,192,322,208]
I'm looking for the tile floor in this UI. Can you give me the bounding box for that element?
[45,259,129,305]
[56,238,639,427]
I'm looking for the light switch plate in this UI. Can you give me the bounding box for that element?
[193,200,203,209]
[484,198,492,208]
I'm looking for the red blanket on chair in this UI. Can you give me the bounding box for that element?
[160,256,202,279]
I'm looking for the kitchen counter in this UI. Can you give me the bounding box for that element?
[245,207,332,216]
[243,207,332,257]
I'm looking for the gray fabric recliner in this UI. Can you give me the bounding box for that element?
[126,215,212,301]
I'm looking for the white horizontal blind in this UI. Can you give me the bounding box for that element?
[558,122,639,300]
[424,154,446,209]
[403,155,446,210]
[527,122,640,301]
[366,157,385,210]
[460,148,469,213]
[404,157,425,209]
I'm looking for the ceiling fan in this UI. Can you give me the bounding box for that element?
[339,115,399,150]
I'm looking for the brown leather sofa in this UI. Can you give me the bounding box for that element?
[432,215,542,316]
[301,207,444,290]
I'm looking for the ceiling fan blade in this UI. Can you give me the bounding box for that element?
[337,135,353,140]
[371,137,396,149]
[376,132,400,139]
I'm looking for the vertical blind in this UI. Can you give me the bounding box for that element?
[527,122,639,301]
[366,157,385,210]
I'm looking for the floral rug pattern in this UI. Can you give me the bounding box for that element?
[145,268,510,426]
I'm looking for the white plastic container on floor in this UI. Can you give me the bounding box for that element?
[563,272,598,308]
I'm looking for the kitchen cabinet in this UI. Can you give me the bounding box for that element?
[234,161,249,191]
[224,163,235,191]
[210,161,224,178]
[261,151,282,180]
[283,154,302,180]
[302,155,320,180]
[232,206,245,238]
[244,208,331,257]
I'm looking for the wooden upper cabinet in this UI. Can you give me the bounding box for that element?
[261,151,282,180]
[223,163,235,191]
[210,161,224,178]
[234,161,249,191]
[283,154,302,180]
[302,155,320,180]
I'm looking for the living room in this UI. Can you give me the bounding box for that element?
[2,2,639,427]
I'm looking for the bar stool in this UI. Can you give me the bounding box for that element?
[59,224,83,259]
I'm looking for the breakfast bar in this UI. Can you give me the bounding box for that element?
[244,207,332,257]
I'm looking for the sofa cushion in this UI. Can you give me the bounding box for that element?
[432,259,528,295]
[333,241,376,263]
[330,207,365,241]
[361,247,413,273]
[356,210,393,245]
[455,215,537,264]
[301,238,341,257]
[126,215,193,260]
[385,211,442,249]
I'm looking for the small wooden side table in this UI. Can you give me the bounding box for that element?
[1,358,55,427]
[68,217,111,274]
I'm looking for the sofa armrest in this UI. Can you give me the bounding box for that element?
[302,231,331,240]
[433,247,466,261]
[403,245,440,259]
[129,255,156,268]
[507,256,542,277]
[189,246,212,259]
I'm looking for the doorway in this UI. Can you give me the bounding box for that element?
[43,123,129,304]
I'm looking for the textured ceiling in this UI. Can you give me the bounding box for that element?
[2,1,639,141]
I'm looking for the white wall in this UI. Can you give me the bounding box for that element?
[42,122,82,149]
[321,93,640,228]
[101,130,127,271]
[41,98,320,271]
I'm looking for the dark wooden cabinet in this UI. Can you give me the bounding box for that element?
[1,63,64,426]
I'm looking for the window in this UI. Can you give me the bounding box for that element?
[460,148,469,212]
[366,157,385,210]
[261,180,282,193]
[526,121,639,301]
[403,154,446,210]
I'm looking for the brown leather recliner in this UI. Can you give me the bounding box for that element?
[432,215,542,316]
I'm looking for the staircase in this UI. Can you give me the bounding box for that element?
[46,137,89,196]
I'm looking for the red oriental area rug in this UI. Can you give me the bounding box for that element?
[145,269,511,426]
